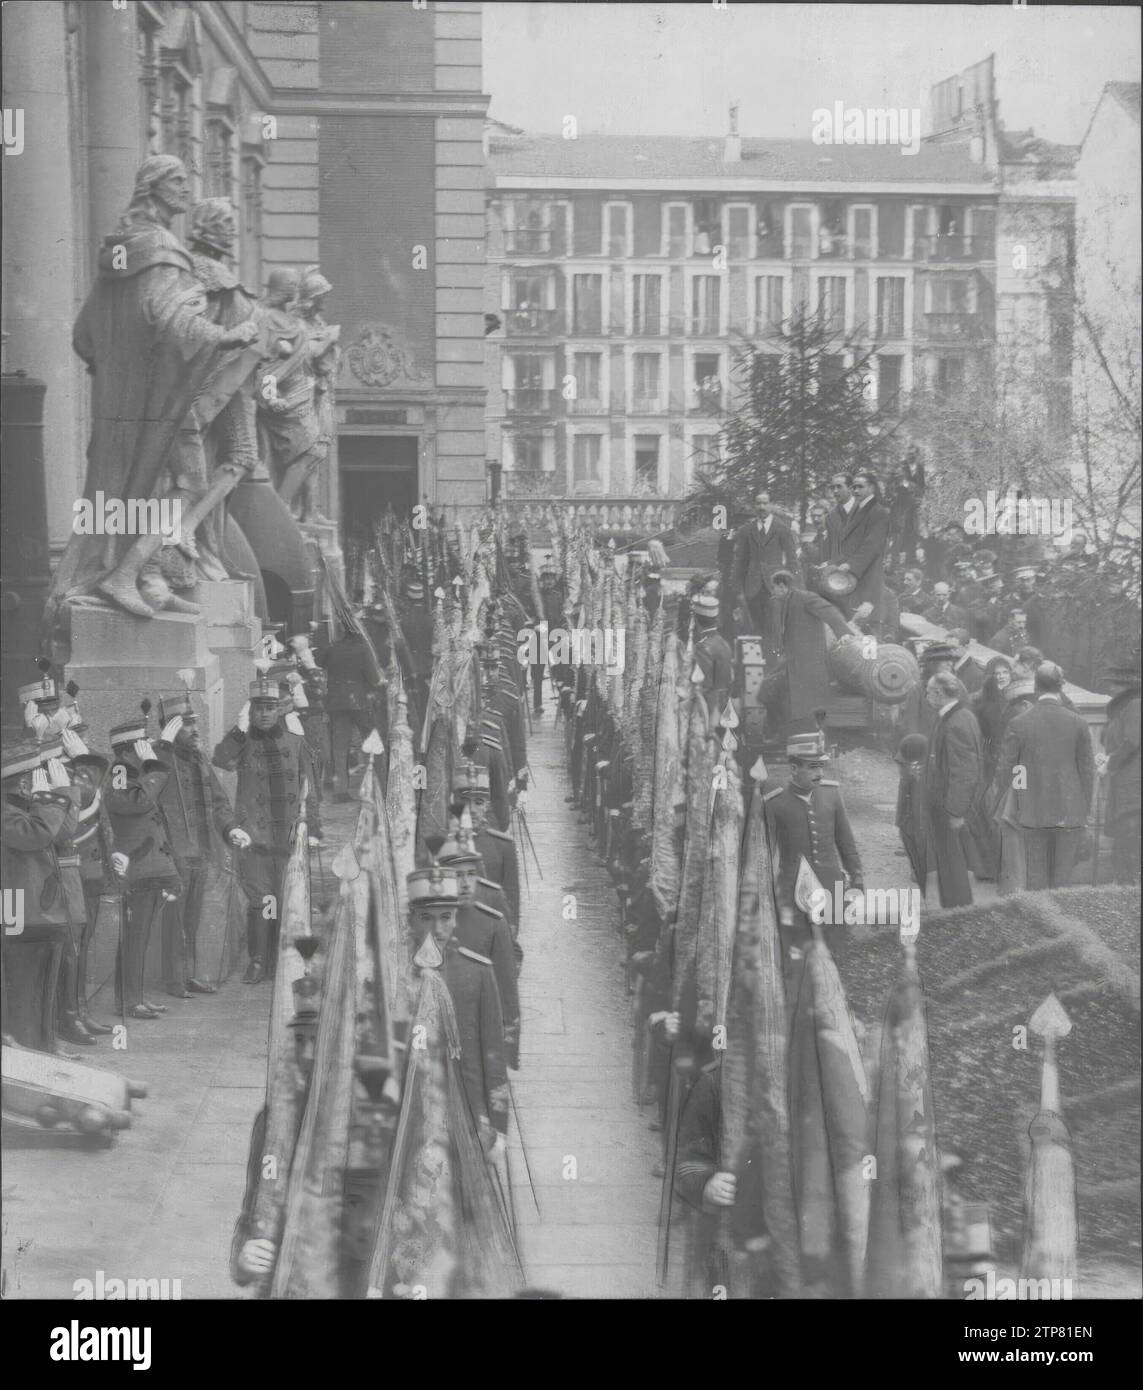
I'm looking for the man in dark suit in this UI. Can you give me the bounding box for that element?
[731,488,798,657]
[922,670,985,907]
[824,470,890,617]
[923,582,970,631]
[994,662,1095,890]
[766,570,856,733]
[317,622,385,801]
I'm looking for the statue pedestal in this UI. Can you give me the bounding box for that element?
[65,604,223,751]
[194,579,262,804]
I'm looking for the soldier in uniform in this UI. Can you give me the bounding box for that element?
[212,676,321,984]
[317,621,385,802]
[0,740,78,1051]
[152,694,249,997]
[394,569,434,752]
[451,763,520,931]
[690,594,734,722]
[762,731,864,988]
[288,631,331,798]
[406,858,510,1161]
[460,720,512,833]
[438,818,521,1069]
[537,553,568,705]
[104,712,183,1019]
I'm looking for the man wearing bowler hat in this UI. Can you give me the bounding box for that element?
[213,676,320,984]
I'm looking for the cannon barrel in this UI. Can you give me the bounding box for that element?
[828,636,919,705]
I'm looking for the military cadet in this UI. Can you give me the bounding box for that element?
[287,631,331,797]
[438,818,521,1069]
[407,858,510,1160]
[63,720,126,1037]
[691,593,734,721]
[212,676,321,985]
[0,740,78,1051]
[537,553,568,702]
[104,710,183,1020]
[762,731,864,986]
[460,720,512,833]
[153,694,249,997]
[394,568,434,751]
[451,763,520,932]
[317,621,385,802]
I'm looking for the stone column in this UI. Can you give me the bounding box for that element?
[0,0,84,551]
[84,0,141,255]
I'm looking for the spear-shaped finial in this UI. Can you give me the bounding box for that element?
[331,842,361,881]
[361,728,385,761]
[1029,992,1071,1115]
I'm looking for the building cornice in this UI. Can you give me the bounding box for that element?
[493,176,997,196]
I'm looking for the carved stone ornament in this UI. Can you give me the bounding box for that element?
[345,323,426,389]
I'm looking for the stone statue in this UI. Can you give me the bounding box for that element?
[291,265,340,522]
[254,266,328,520]
[47,157,263,623]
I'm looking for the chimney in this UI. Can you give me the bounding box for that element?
[724,103,742,163]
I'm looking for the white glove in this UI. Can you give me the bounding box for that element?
[30,768,50,794]
[229,828,251,849]
[24,703,49,738]
[111,852,129,877]
[284,712,305,736]
[134,739,157,763]
[664,1011,680,1041]
[237,1238,277,1279]
[47,758,70,788]
[160,716,183,744]
[516,789,528,813]
[1095,752,1110,776]
[307,835,322,849]
[485,1131,507,1166]
[62,728,89,760]
[237,702,250,733]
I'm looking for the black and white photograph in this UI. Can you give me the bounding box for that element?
[0,0,1139,1349]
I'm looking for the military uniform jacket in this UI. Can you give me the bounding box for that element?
[104,754,180,889]
[317,634,383,713]
[212,724,320,850]
[74,783,118,892]
[454,898,520,1069]
[763,781,862,914]
[1,787,80,934]
[153,739,235,871]
[442,941,509,1135]
[474,826,520,928]
[491,684,526,780]
[693,628,733,715]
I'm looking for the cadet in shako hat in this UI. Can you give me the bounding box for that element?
[690,592,733,720]
[451,761,520,929]
[439,816,521,1068]
[212,675,320,984]
[761,730,863,989]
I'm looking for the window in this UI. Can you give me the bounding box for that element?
[757,200,783,257]
[508,354,550,412]
[818,275,848,335]
[911,206,931,258]
[972,207,996,260]
[876,277,906,338]
[632,274,663,335]
[694,199,720,255]
[752,354,781,394]
[508,273,553,332]
[726,205,752,259]
[603,202,630,258]
[512,201,552,255]
[572,351,603,408]
[851,206,874,259]
[690,433,721,481]
[665,203,688,257]
[928,278,970,315]
[879,203,906,259]
[571,274,603,334]
[878,356,903,413]
[572,433,603,491]
[513,435,545,471]
[821,353,847,391]
[789,205,814,259]
[754,275,785,335]
[633,435,661,492]
[632,353,661,410]
[935,356,965,396]
[819,200,846,258]
[691,275,721,335]
[692,353,722,413]
[514,355,545,389]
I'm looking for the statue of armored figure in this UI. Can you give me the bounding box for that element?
[294,266,341,522]
[47,158,269,625]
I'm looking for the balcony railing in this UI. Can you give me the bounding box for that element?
[504,308,558,336]
[923,312,993,341]
[914,234,994,262]
[874,316,907,341]
[499,496,682,536]
[817,232,849,259]
[505,388,553,414]
[505,229,554,255]
[756,231,784,258]
[566,396,607,416]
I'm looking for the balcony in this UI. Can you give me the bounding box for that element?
[923,313,993,342]
[505,388,554,415]
[914,234,994,263]
[756,230,784,258]
[874,317,907,342]
[505,228,555,256]
[817,232,849,259]
[504,308,558,336]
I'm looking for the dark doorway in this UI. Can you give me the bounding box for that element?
[339,435,419,552]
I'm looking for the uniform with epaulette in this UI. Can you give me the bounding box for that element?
[104,712,183,1018]
[461,721,511,832]
[452,763,521,928]
[690,594,734,721]
[1,740,78,1050]
[762,731,863,977]
[438,819,522,1069]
